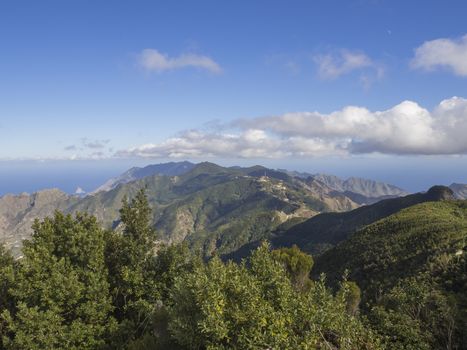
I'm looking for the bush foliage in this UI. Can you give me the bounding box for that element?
[0,191,465,349]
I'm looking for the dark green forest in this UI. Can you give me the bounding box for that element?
[0,189,466,349]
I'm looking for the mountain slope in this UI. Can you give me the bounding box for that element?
[0,189,79,256]
[450,183,467,199]
[91,161,195,194]
[313,199,466,291]
[272,185,455,255]
[70,162,361,257]
[313,200,467,349]
[276,170,408,203]
[311,173,408,204]
[312,173,405,196]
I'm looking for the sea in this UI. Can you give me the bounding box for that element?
[0,160,138,196]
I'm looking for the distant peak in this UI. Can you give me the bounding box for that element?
[91,161,196,194]
[75,187,86,195]
[426,186,454,201]
[450,183,467,188]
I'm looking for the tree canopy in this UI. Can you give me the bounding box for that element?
[1,190,464,349]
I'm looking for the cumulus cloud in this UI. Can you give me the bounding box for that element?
[313,49,383,80]
[239,97,467,155]
[117,97,467,159]
[411,34,467,76]
[116,129,288,159]
[138,49,222,74]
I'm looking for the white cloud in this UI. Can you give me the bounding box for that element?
[117,97,467,159]
[240,97,467,155]
[313,49,382,80]
[116,129,287,159]
[138,49,222,74]
[411,34,467,76]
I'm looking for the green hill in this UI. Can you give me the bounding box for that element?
[271,185,455,255]
[314,200,467,349]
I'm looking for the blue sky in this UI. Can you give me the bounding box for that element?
[0,0,466,192]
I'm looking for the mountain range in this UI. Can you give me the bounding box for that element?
[0,161,465,259]
[0,161,411,257]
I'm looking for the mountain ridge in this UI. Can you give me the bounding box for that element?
[450,183,467,199]
[91,161,409,199]
[91,161,196,194]
[270,185,455,255]
[0,161,441,258]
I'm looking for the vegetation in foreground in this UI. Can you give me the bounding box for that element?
[0,189,379,349]
[0,189,465,349]
[314,200,467,349]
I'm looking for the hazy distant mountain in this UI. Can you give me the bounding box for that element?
[450,183,467,199]
[277,170,408,205]
[91,161,196,194]
[311,173,408,203]
[276,169,313,179]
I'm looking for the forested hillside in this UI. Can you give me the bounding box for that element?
[314,200,467,349]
